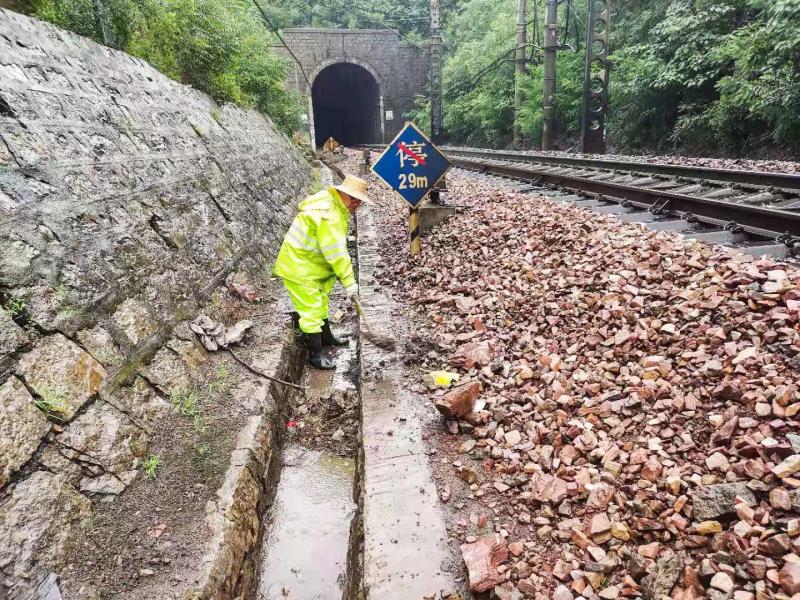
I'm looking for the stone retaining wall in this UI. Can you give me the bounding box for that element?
[0,9,310,596]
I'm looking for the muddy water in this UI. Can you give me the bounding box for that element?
[256,445,355,599]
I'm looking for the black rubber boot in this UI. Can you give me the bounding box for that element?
[321,319,348,347]
[302,332,336,370]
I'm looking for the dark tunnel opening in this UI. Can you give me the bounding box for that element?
[312,63,380,148]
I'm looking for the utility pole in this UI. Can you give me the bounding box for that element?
[430,0,444,145]
[542,0,558,150]
[513,0,528,149]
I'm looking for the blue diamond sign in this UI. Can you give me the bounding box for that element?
[371,121,451,208]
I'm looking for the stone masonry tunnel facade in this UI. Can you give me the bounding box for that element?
[273,29,430,148]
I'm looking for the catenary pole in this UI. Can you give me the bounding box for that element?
[542,0,558,150]
[430,0,443,145]
[513,0,528,148]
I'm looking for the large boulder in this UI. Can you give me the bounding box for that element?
[690,482,756,521]
[17,333,107,421]
[460,535,509,593]
[0,376,51,487]
[434,381,481,419]
[0,471,91,596]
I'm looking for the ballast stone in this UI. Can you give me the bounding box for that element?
[0,376,51,487]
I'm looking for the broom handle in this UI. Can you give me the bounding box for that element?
[352,295,366,319]
[352,295,373,334]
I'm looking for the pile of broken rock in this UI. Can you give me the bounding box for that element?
[375,174,800,600]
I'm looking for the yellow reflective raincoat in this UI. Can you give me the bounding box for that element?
[273,187,355,333]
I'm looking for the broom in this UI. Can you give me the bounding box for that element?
[351,295,396,351]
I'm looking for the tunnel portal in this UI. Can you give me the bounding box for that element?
[312,63,380,147]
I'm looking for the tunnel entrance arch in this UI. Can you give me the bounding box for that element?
[311,62,382,148]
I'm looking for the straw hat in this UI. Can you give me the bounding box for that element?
[335,174,373,205]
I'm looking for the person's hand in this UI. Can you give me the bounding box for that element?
[345,284,359,299]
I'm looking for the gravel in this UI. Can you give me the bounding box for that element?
[341,148,800,599]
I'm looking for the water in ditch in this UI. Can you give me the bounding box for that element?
[256,300,360,600]
[256,445,355,600]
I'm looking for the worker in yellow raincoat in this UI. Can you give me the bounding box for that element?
[273,174,371,369]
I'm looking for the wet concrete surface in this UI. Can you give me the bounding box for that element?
[356,206,464,598]
[256,445,356,600]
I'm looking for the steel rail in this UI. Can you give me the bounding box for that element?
[360,144,800,191]
[452,156,800,239]
[444,148,800,191]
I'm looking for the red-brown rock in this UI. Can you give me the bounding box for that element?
[452,341,492,369]
[460,535,509,593]
[779,560,800,595]
[435,381,481,419]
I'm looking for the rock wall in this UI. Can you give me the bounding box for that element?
[0,8,310,594]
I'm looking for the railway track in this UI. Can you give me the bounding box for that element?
[361,145,800,258]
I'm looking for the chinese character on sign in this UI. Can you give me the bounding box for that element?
[372,121,451,208]
[396,141,428,168]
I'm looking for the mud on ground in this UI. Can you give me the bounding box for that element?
[59,275,289,600]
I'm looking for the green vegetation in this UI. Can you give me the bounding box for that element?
[610,0,800,155]
[32,386,69,417]
[309,167,323,194]
[17,0,800,156]
[28,0,302,132]
[431,0,800,156]
[2,296,26,318]
[261,0,458,37]
[143,454,160,478]
[209,363,234,394]
[169,386,199,418]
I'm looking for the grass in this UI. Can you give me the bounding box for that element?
[209,363,230,393]
[309,167,323,194]
[3,296,26,318]
[195,443,210,459]
[169,387,200,418]
[81,510,99,530]
[56,306,76,321]
[143,455,160,479]
[54,285,76,321]
[54,283,67,304]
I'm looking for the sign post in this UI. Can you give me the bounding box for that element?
[371,122,451,257]
[409,207,421,256]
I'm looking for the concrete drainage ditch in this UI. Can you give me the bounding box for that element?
[246,167,367,600]
[207,163,461,600]
[251,293,364,600]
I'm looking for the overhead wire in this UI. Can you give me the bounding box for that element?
[444,0,588,101]
[444,42,540,100]
[249,0,312,89]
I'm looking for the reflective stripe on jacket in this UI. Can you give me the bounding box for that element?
[273,187,356,288]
